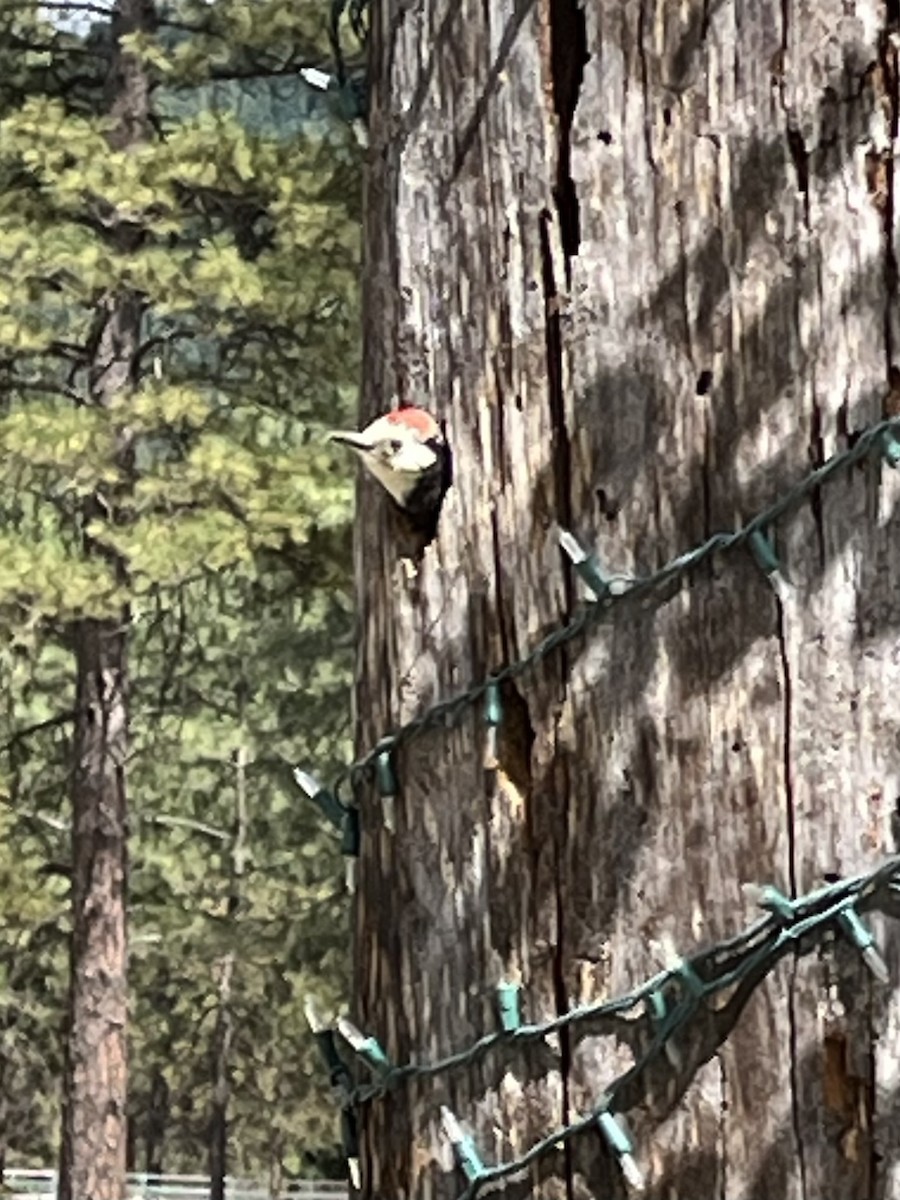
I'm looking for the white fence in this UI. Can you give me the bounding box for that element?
[2,1170,348,1200]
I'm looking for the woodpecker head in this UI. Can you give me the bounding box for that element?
[328,407,451,538]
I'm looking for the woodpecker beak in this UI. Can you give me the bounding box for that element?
[326,429,375,454]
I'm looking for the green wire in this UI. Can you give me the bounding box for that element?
[313,412,900,1191]
[318,858,900,1196]
[331,415,900,803]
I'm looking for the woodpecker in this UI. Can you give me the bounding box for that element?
[328,407,452,543]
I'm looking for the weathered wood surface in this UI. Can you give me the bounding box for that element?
[355,0,900,1197]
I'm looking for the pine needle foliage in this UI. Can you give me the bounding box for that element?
[0,0,363,1176]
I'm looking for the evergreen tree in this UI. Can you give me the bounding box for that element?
[0,0,363,1182]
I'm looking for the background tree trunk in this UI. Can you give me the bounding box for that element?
[356,0,900,1197]
[209,746,247,1200]
[145,1064,169,1177]
[208,953,235,1200]
[58,4,153,1197]
[60,618,130,1200]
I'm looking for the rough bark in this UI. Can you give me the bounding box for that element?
[356,0,900,1197]
[59,615,130,1200]
[58,5,154,1198]
[209,746,248,1200]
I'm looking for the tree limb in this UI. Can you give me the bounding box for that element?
[0,711,76,759]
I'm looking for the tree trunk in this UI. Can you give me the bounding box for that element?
[145,1064,170,1177]
[208,953,235,1200]
[268,1126,285,1200]
[209,746,248,1200]
[60,618,130,1200]
[355,1,900,1197]
[58,5,153,1198]
[0,1047,6,1187]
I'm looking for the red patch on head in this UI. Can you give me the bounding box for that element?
[388,407,439,438]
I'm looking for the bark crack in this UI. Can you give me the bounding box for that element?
[547,0,587,285]
[865,978,878,1195]
[879,28,899,371]
[778,0,811,235]
[675,200,695,368]
[776,605,796,895]
[787,953,808,1200]
[777,602,807,1199]
[488,513,534,792]
[539,209,574,610]
[785,126,810,229]
[538,185,576,1186]
[808,394,827,569]
[636,0,658,174]
[718,1053,728,1200]
[769,0,806,1077]
[551,720,574,1200]
[491,505,512,664]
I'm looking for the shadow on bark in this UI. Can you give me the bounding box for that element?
[393,966,900,1199]
[542,49,891,709]
[664,0,732,94]
[644,1044,900,1200]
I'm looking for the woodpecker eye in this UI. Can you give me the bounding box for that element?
[388,438,402,453]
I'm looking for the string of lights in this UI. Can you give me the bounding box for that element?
[336,416,900,798]
[296,414,900,872]
[309,856,900,1195]
[299,413,900,1191]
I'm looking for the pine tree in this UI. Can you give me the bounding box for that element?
[53,3,153,1195]
[0,0,363,1183]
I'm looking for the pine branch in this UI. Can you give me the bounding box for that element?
[0,711,76,759]
[4,376,85,403]
[143,813,230,842]
[10,0,115,14]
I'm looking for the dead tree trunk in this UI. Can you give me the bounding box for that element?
[58,4,153,1198]
[355,0,900,1197]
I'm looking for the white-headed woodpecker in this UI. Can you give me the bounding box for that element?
[328,407,452,543]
